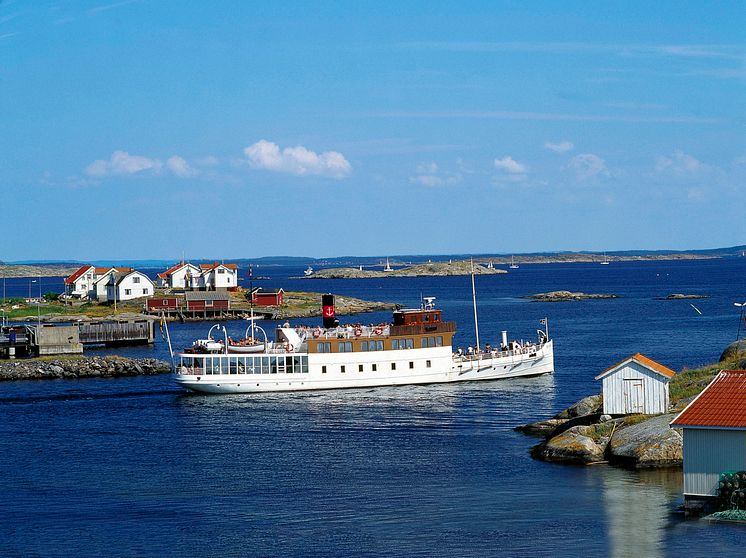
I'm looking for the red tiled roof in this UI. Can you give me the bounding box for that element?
[595,352,676,380]
[95,267,112,274]
[199,262,238,271]
[64,265,94,285]
[671,370,746,429]
[158,262,187,279]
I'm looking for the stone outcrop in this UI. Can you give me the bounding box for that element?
[0,356,171,381]
[720,339,746,363]
[531,425,605,464]
[556,394,603,418]
[608,413,682,468]
[656,293,708,300]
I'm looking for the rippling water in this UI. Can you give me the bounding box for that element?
[2,260,745,556]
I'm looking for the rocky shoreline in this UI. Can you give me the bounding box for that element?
[0,356,171,381]
[517,395,684,468]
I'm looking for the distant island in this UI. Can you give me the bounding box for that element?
[305,260,507,279]
[527,291,619,302]
[0,264,78,278]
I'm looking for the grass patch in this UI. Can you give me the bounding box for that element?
[669,355,746,406]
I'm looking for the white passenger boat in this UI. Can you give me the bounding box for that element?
[171,294,554,394]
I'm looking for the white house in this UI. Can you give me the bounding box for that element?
[198,263,238,290]
[595,353,675,415]
[157,262,202,289]
[106,270,155,301]
[64,265,97,298]
[92,267,133,301]
[670,369,746,508]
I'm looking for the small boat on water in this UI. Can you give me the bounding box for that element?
[384,258,394,272]
[510,256,519,269]
[600,253,610,265]
[304,266,314,276]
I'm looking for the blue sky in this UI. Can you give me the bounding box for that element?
[1,1,744,260]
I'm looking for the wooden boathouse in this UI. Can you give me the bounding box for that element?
[670,370,746,511]
[595,353,674,415]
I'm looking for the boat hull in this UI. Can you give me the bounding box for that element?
[173,341,554,394]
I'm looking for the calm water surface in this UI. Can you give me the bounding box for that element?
[1,260,745,556]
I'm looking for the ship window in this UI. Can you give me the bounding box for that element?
[322,365,327,374]
[436,336,443,346]
[391,363,396,370]
[391,339,399,350]
[421,338,428,348]
[426,360,431,368]
[358,364,363,372]
[341,365,346,373]
[405,338,414,349]
[338,341,352,353]
[428,337,436,347]
[409,361,414,369]
[372,364,377,371]
[434,315,439,321]
[361,341,368,351]
[317,342,331,353]
[423,314,429,322]
[375,340,384,351]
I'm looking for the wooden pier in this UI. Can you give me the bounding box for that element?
[78,319,154,346]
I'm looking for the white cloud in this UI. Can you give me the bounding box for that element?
[84,150,198,178]
[244,139,351,179]
[655,150,702,174]
[566,153,608,180]
[494,156,528,174]
[166,156,196,177]
[544,140,574,153]
[409,161,461,187]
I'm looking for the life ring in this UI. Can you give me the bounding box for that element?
[355,326,362,337]
[374,325,383,335]
[285,343,294,352]
[313,328,321,338]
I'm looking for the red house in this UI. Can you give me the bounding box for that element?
[252,288,284,306]
[146,297,180,313]
[185,291,231,312]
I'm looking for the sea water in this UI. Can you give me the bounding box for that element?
[1,259,745,556]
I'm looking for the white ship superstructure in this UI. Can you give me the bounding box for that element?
[172,295,554,394]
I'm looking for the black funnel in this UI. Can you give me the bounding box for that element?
[322,294,338,328]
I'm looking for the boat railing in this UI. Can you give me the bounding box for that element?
[452,342,544,363]
[296,325,392,340]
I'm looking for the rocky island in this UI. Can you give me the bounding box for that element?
[306,260,507,279]
[526,291,619,302]
[656,293,709,300]
[518,342,746,468]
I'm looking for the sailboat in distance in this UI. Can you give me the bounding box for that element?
[600,253,610,265]
[510,255,519,269]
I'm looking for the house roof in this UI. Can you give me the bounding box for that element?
[185,291,230,301]
[111,270,153,287]
[671,370,746,429]
[199,262,238,271]
[595,352,676,381]
[157,262,188,279]
[254,288,284,295]
[65,265,94,285]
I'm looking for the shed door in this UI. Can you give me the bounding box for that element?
[623,379,645,413]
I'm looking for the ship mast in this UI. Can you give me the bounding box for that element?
[471,258,480,352]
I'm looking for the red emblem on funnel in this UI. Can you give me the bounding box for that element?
[322,306,335,318]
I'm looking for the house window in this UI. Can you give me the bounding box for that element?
[124,289,131,296]
[133,276,140,284]
[340,365,346,373]
[218,268,225,274]
[143,288,149,295]
[205,300,213,307]
[358,364,363,372]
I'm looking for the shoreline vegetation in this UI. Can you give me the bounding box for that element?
[517,341,746,469]
[0,290,398,323]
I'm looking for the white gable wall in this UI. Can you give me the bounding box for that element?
[601,361,669,415]
[167,265,200,289]
[682,428,746,496]
[107,272,155,301]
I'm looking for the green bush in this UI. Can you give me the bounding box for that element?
[43,292,60,302]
